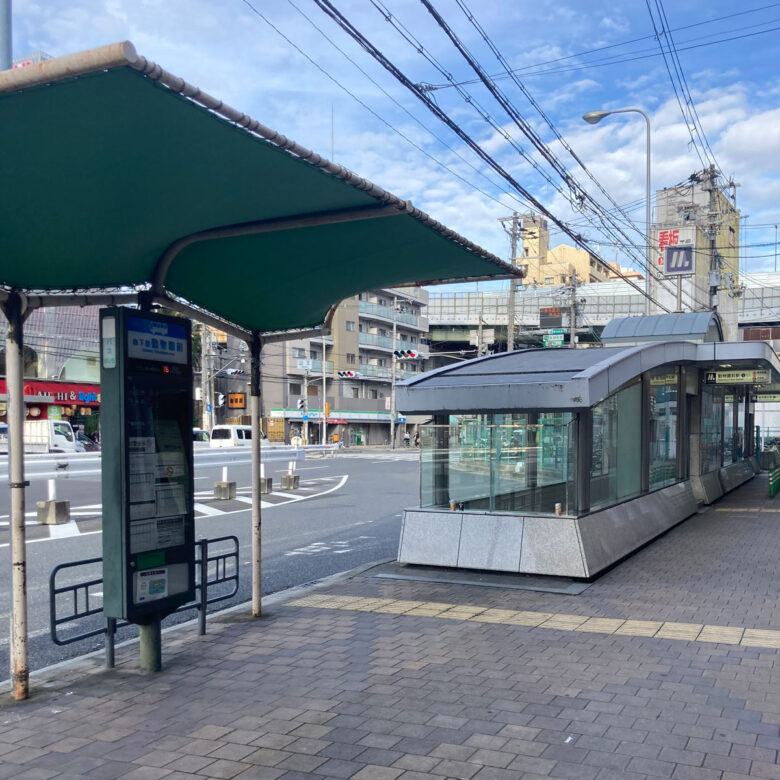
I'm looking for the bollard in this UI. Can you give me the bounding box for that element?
[36,477,70,524]
[259,462,272,494]
[214,465,236,499]
[281,460,299,490]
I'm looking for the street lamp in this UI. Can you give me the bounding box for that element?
[583,107,652,315]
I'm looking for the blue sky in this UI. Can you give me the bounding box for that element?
[11,1,780,288]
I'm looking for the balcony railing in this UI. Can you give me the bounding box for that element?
[358,332,394,349]
[358,364,391,379]
[359,301,420,327]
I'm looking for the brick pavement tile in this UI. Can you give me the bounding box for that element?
[428,743,477,761]
[581,748,630,770]
[317,741,366,761]
[392,754,442,772]
[749,763,780,779]
[274,752,327,772]
[250,734,297,750]
[165,753,216,773]
[729,742,777,762]
[115,768,173,780]
[670,765,723,780]
[466,748,514,768]
[350,766,404,780]
[658,745,706,766]
[428,758,480,779]
[134,749,182,767]
[625,755,675,776]
[358,733,402,749]
[243,748,291,766]
[545,761,600,779]
[233,767,285,779]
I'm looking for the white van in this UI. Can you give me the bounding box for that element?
[209,424,265,448]
[23,419,80,453]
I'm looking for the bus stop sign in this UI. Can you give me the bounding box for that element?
[100,308,195,623]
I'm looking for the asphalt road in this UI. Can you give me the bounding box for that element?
[0,446,420,675]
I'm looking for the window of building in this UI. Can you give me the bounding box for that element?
[544,277,553,285]
[648,367,679,490]
[291,347,306,359]
[377,358,387,367]
[369,389,378,399]
[289,382,302,395]
[345,320,355,331]
[379,328,387,337]
[346,353,356,364]
[560,275,567,283]
[351,387,360,398]
[309,349,318,360]
[307,385,319,397]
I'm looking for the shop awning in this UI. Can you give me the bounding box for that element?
[0,42,521,340]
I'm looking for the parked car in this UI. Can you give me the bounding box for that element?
[209,424,265,448]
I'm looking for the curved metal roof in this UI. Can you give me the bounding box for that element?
[0,42,521,341]
[397,340,780,413]
[601,311,723,344]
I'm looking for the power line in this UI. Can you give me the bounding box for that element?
[421,3,780,88]
[312,0,671,312]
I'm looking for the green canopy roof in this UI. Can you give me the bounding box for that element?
[0,42,519,339]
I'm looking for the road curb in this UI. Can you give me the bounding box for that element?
[0,557,395,691]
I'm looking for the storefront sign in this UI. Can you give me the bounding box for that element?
[0,379,101,405]
[705,370,769,385]
[539,306,563,328]
[649,372,678,386]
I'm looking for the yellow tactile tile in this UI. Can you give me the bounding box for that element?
[614,620,664,637]
[287,598,780,651]
[437,606,488,620]
[698,625,745,645]
[373,601,425,614]
[469,609,525,623]
[503,610,553,626]
[575,617,626,634]
[741,629,780,648]
[655,622,703,641]
[539,613,589,630]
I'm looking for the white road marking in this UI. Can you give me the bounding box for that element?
[48,521,81,539]
[193,502,225,516]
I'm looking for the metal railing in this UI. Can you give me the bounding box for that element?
[49,535,239,666]
[770,466,780,498]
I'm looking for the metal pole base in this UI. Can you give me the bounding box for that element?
[139,616,162,672]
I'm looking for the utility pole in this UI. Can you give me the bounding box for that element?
[390,296,398,449]
[477,313,485,356]
[200,324,210,431]
[567,273,580,348]
[303,369,309,444]
[321,334,327,445]
[500,212,521,351]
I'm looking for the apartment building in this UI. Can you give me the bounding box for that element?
[517,214,611,286]
[263,286,429,445]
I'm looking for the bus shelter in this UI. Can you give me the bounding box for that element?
[396,334,780,579]
[0,42,520,698]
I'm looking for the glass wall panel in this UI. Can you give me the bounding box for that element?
[723,392,735,466]
[737,391,746,460]
[419,413,576,515]
[649,368,679,490]
[700,385,723,473]
[590,381,642,511]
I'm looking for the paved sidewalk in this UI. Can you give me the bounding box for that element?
[2,477,780,779]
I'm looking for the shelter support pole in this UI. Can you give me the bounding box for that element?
[3,292,29,700]
[249,336,263,617]
[139,616,162,672]
[0,0,10,71]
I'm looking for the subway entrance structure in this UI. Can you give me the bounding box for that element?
[397,312,779,578]
[0,43,520,699]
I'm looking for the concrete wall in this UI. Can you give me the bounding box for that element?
[399,480,699,579]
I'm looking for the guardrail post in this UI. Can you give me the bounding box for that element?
[198,538,207,635]
[105,617,116,669]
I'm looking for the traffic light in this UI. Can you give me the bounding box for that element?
[297,398,306,410]
[325,402,331,418]
[393,350,418,359]
[337,371,358,378]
